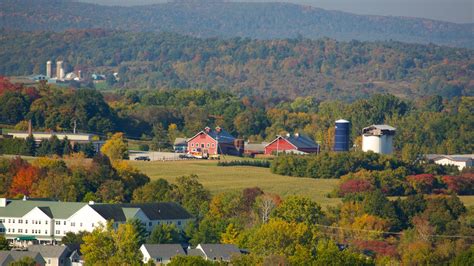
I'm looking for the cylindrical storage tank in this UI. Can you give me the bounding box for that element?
[362,135,382,153]
[334,119,350,152]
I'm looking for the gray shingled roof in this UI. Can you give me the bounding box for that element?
[0,252,12,265]
[2,250,45,263]
[285,134,318,149]
[27,245,71,258]
[142,244,186,259]
[90,202,192,222]
[198,244,241,261]
[187,248,205,258]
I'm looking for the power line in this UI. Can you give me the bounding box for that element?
[313,223,474,239]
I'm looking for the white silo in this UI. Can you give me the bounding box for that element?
[56,61,65,80]
[46,61,52,78]
[362,125,396,154]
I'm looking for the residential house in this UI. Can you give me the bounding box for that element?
[187,127,243,157]
[264,133,319,155]
[140,244,186,265]
[0,198,193,243]
[173,138,188,153]
[28,245,73,266]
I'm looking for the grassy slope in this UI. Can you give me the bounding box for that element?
[130,159,474,209]
[1,155,472,208]
[130,159,341,207]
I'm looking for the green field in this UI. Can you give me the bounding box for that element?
[130,159,474,209]
[130,159,342,208]
[2,155,473,209]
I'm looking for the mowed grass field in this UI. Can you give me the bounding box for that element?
[2,155,473,209]
[130,159,342,208]
[130,159,474,209]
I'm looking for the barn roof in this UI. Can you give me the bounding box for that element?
[265,134,318,150]
[188,127,236,144]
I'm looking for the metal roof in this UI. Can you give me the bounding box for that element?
[142,244,186,259]
[335,119,350,123]
[286,134,318,149]
[425,154,474,162]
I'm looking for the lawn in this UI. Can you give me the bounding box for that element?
[130,159,342,208]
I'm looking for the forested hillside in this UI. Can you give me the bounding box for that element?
[1,30,472,101]
[0,0,472,48]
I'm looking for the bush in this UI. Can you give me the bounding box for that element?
[138,144,150,151]
[217,160,270,168]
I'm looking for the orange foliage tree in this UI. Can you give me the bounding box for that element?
[9,165,41,197]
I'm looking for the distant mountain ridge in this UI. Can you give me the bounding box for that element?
[0,0,472,48]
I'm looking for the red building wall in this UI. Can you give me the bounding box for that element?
[187,132,218,155]
[264,138,297,155]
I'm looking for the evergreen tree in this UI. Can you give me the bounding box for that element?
[24,134,36,156]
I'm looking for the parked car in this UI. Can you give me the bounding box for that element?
[134,156,150,161]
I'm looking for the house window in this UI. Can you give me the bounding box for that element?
[0,228,4,233]
[25,220,28,224]
[56,221,60,225]
[25,229,27,233]
[212,143,215,147]
[0,219,4,223]
[18,219,22,224]
[80,223,83,227]
[207,143,210,147]
[12,219,14,223]
[56,230,60,234]
[71,222,75,227]
[12,229,15,233]
[18,229,22,233]
[201,144,205,148]
[64,221,66,225]
[191,143,194,147]
[45,221,48,225]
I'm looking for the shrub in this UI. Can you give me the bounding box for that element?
[218,160,270,168]
[339,179,374,196]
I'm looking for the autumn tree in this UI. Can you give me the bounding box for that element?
[147,224,182,244]
[9,165,41,196]
[100,132,128,160]
[271,196,326,225]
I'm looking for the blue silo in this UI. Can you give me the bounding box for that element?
[334,119,350,152]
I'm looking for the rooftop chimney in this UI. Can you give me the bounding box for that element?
[28,120,32,136]
[204,126,211,133]
[215,126,221,133]
[0,198,6,207]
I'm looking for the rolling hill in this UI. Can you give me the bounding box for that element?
[0,0,472,48]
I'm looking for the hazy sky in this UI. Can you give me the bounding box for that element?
[79,0,473,23]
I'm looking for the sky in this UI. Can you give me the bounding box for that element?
[78,0,473,24]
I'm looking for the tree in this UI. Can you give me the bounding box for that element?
[81,223,115,265]
[271,196,325,225]
[169,175,211,219]
[96,180,124,203]
[9,165,41,196]
[0,235,9,250]
[9,256,36,266]
[61,231,88,247]
[100,132,128,160]
[132,179,172,203]
[168,255,215,266]
[109,222,143,265]
[255,193,281,224]
[81,222,142,265]
[148,224,182,244]
[220,223,240,244]
[246,219,316,262]
[128,218,148,246]
[24,135,36,156]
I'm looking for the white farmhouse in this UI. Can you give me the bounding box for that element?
[0,198,193,244]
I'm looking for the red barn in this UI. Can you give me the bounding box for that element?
[187,127,243,158]
[264,133,319,155]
